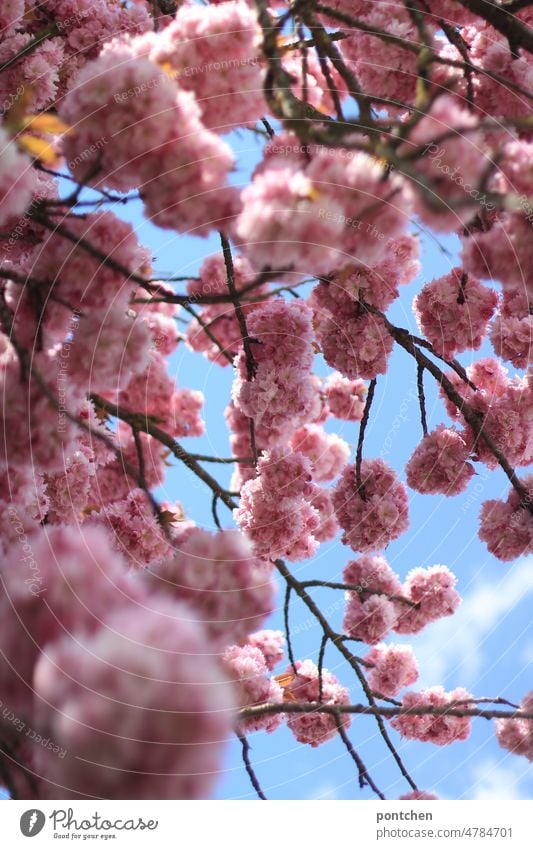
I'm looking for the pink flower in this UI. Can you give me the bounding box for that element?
[224,644,283,734]
[309,486,340,543]
[149,0,265,132]
[92,488,173,568]
[235,167,347,276]
[339,5,423,109]
[442,360,532,470]
[247,629,285,671]
[26,211,147,315]
[60,41,235,234]
[391,687,473,745]
[406,96,489,231]
[185,252,266,366]
[479,478,533,562]
[342,555,404,644]
[364,643,419,697]
[235,452,321,562]
[414,268,498,358]
[290,425,350,483]
[405,426,475,496]
[284,659,351,747]
[325,373,367,421]
[33,597,235,799]
[146,529,275,648]
[113,350,205,438]
[495,691,533,762]
[312,283,393,380]
[332,234,420,312]
[67,307,152,395]
[394,565,461,634]
[0,525,141,722]
[0,34,65,111]
[462,212,533,299]
[333,459,409,552]
[232,300,317,447]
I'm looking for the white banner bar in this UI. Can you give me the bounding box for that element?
[1,800,532,848]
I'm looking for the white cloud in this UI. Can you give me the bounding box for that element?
[409,556,533,688]
[469,758,531,801]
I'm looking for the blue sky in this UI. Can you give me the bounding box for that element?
[65,126,533,801]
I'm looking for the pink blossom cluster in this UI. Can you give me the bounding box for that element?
[333,459,409,552]
[146,528,275,648]
[462,212,533,300]
[247,629,285,671]
[34,597,235,799]
[489,286,533,370]
[290,424,349,483]
[283,659,351,747]
[93,487,174,568]
[391,687,474,745]
[324,372,367,422]
[413,268,498,358]
[232,300,317,447]
[312,282,394,380]
[0,340,81,473]
[223,644,283,734]
[111,350,205,438]
[406,96,490,231]
[22,211,147,324]
[234,448,321,562]
[60,40,237,234]
[342,555,404,645]
[342,556,460,643]
[131,282,182,356]
[339,5,423,110]
[442,359,532,471]
[479,478,533,562]
[495,692,533,762]
[148,1,265,132]
[462,21,533,121]
[331,234,420,312]
[236,138,411,276]
[0,0,151,112]
[394,565,461,635]
[364,643,419,698]
[0,525,143,722]
[0,34,66,112]
[405,425,475,496]
[309,486,341,543]
[85,424,166,511]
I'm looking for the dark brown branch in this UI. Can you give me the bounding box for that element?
[301,580,419,610]
[417,362,428,437]
[237,733,267,800]
[284,584,297,673]
[317,635,328,702]
[355,377,377,498]
[240,702,533,721]
[90,394,238,513]
[220,233,259,464]
[333,714,386,800]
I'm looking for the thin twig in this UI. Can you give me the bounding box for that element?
[355,377,377,498]
[237,733,267,800]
